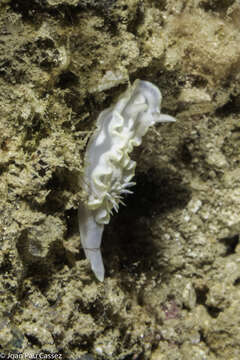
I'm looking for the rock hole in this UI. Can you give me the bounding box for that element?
[25,334,42,347]
[199,0,235,13]
[195,286,208,305]
[57,71,79,89]
[216,95,240,117]
[206,305,222,318]
[179,142,193,165]
[219,234,239,256]
[234,277,240,286]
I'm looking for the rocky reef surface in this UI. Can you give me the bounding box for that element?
[1,0,240,359]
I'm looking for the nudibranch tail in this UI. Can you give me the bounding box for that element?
[78,203,105,281]
[157,113,176,123]
[79,79,176,281]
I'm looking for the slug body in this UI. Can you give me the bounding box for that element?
[78,80,176,281]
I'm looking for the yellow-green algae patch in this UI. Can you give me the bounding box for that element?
[1,0,240,359]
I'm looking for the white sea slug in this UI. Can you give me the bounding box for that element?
[78,79,176,281]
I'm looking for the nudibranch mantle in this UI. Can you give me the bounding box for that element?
[78,79,176,281]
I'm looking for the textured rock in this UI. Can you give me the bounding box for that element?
[1,0,240,358]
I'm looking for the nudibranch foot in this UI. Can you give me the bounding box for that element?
[78,203,105,281]
[86,248,104,282]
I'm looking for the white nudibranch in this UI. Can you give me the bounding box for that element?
[78,79,176,281]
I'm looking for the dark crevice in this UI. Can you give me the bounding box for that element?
[207,306,222,318]
[216,95,240,117]
[195,286,222,318]
[179,142,193,165]
[195,286,208,305]
[57,70,79,89]
[43,167,79,213]
[0,253,13,273]
[65,208,78,238]
[150,0,167,11]
[16,229,66,287]
[124,354,144,360]
[10,0,118,25]
[219,234,239,256]
[127,2,144,35]
[234,277,240,286]
[10,0,79,24]
[192,75,209,88]
[25,334,42,347]
[199,329,207,344]
[200,0,235,13]
[10,0,45,19]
